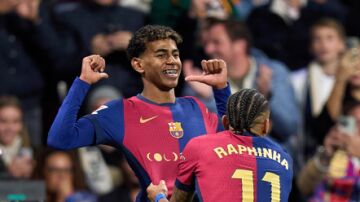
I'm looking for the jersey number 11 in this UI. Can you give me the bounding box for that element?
[232,169,280,202]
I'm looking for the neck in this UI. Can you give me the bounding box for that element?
[319,59,338,76]
[229,54,251,79]
[141,79,176,104]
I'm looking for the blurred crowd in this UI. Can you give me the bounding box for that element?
[0,0,360,201]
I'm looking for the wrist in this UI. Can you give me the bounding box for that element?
[155,192,166,202]
[213,82,228,90]
[79,75,92,85]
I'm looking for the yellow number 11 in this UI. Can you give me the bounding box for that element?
[232,169,280,202]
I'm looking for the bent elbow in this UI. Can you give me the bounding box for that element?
[47,131,70,150]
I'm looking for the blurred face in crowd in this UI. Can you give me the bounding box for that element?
[311,26,345,65]
[0,105,23,145]
[136,39,182,91]
[44,152,74,193]
[204,23,248,78]
[204,24,234,64]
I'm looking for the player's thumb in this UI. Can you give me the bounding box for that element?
[185,75,206,83]
[99,72,109,79]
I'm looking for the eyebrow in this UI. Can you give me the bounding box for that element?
[154,48,179,53]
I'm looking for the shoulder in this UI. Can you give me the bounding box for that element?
[186,131,227,148]
[90,99,123,115]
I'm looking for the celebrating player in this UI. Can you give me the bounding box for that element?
[147,89,293,202]
[47,25,230,201]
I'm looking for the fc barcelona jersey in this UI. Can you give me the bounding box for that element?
[48,78,230,202]
[176,130,293,202]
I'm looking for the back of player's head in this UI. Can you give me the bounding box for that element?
[226,89,269,135]
[126,25,183,60]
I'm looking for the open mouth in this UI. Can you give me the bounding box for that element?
[162,69,179,78]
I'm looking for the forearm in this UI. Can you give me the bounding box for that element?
[213,83,231,117]
[326,79,347,120]
[47,78,95,149]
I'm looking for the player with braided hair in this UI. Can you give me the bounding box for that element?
[147,89,293,202]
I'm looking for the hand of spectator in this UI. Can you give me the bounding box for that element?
[324,127,344,157]
[146,180,168,202]
[185,59,228,89]
[342,133,360,158]
[108,31,132,51]
[256,64,272,98]
[91,34,112,56]
[337,47,360,82]
[79,55,108,84]
[0,0,19,14]
[183,60,212,98]
[15,0,40,23]
[8,155,33,178]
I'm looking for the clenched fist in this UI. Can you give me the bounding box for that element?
[79,55,109,84]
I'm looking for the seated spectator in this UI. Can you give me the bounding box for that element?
[0,0,44,147]
[184,17,299,142]
[314,40,360,139]
[17,0,144,97]
[297,101,360,201]
[291,17,346,165]
[0,96,34,179]
[33,148,96,202]
[247,0,346,69]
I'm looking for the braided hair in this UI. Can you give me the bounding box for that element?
[226,89,269,134]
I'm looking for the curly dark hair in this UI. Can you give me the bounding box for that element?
[226,89,269,133]
[126,25,183,60]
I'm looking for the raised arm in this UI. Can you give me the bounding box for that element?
[47,55,109,149]
[185,59,230,117]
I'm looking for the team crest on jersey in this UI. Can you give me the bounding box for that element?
[168,122,184,139]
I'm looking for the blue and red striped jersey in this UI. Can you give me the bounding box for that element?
[48,78,230,202]
[175,130,293,202]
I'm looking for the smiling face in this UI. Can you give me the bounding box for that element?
[136,39,182,91]
[0,105,23,145]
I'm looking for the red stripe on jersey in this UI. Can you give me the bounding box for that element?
[122,97,180,195]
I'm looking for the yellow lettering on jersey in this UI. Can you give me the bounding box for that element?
[247,147,258,156]
[273,151,281,163]
[257,147,263,157]
[238,145,247,154]
[281,159,289,170]
[227,144,238,155]
[214,147,228,159]
[263,148,272,159]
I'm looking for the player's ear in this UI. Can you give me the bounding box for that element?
[263,118,270,135]
[131,57,145,74]
[222,115,230,130]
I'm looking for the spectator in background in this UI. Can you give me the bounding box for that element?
[297,102,360,201]
[18,0,145,97]
[0,96,34,179]
[0,0,44,147]
[185,18,298,142]
[291,18,346,166]
[312,40,360,140]
[247,0,346,69]
[33,149,96,202]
